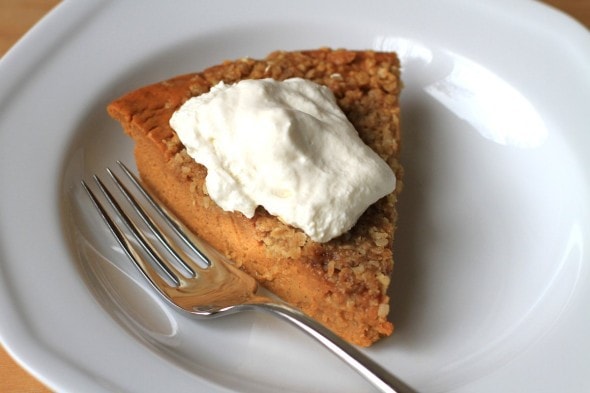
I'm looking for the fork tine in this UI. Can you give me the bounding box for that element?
[106,168,197,277]
[117,161,212,266]
[86,175,181,287]
[81,180,178,298]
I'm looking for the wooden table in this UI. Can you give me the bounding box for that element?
[0,1,588,392]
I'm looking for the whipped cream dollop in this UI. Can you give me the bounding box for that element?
[169,78,396,243]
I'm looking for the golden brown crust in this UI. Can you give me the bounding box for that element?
[108,48,402,346]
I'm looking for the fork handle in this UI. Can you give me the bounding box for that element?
[250,302,415,393]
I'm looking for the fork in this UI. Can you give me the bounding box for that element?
[81,161,413,393]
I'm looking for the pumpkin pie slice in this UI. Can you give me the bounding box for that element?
[107,48,402,347]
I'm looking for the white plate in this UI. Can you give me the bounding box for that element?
[1,1,589,392]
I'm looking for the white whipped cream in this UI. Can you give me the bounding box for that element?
[170,78,396,243]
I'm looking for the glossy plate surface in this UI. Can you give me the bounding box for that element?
[0,1,589,392]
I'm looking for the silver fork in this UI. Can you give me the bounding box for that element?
[81,161,413,393]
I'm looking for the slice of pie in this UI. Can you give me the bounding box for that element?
[107,48,402,347]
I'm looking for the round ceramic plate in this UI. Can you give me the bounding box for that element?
[1,1,589,392]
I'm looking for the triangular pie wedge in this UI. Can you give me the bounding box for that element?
[107,48,402,347]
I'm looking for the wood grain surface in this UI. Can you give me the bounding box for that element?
[0,1,588,392]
